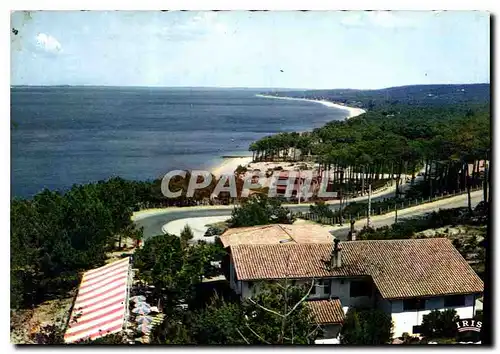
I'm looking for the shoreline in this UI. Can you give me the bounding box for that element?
[210,94,367,177]
[256,94,366,119]
[210,156,253,177]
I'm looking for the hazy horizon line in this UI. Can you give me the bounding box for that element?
[10,82,490,91]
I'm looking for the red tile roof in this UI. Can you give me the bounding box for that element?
[307,299,345,324]
[220,224,333,248]
[231,238,484,299]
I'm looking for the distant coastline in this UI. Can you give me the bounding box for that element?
[208,94,367,177]
[256,94,366,119]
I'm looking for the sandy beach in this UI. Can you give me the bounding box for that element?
[256,94,366,119]
[211,156,253,177]
[209,95,366,177]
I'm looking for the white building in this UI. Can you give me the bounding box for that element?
[227,238,484,339]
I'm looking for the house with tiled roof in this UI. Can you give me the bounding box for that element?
[219,224,334,286]
[306,299,345,341]
[228,238,484,339]
[219,223,334,248]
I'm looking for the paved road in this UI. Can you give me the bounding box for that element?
[134,193,397,239]
[134,178,480,240]
[331,190,483,239]
[133,178,406,239]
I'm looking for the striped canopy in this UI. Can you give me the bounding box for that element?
[64,257,131,343]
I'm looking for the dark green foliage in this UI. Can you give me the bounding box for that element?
[235,165,248,175]
[238,281,318,344]
[151,281,317,344]
[10,178,144,309]
[204,225,227,237]
[134,234,226,309]
[340,308,393,344]
[400,332,423,344]
[229,194,294,227]
[190,297,245,344]
[420,309,459,339]
[189,239,226,280]
[358,203,488,241]
[250,95,490,210]
[309,201,334,218]
[10,173,225,310]
[150,308,194,344]
[311,196,406,221]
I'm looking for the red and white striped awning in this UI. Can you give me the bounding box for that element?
[64,257,131,343]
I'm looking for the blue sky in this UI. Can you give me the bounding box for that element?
[11,11,490,89]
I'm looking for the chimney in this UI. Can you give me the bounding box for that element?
[331,239,342,268]
[348,218,357,241]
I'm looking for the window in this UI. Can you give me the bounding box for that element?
[444,295,466,307]
[412,325,422,334]
[319,279,331,295]
[403,298,425,311]
[350,280,372,298]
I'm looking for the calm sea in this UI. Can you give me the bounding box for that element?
[11,87,348,198]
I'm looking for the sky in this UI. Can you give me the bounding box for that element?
[10,11,490,89]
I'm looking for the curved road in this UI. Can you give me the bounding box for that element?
[134,177,477,240]
[134,193,397,239]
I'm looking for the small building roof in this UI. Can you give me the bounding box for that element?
[307,299,345,324]
[231,238,484,299]
[64,257,130,343]
[219,224,333,248]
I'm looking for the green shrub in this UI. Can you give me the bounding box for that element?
[340,308,393,344]
[420,309,459,339]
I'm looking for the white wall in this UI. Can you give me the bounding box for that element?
[319,324,342,340]
[303,277,373,308]
[238,278,335,300]
[229,260,479,339]
[307,279,332,300]
[241,281,252,298]
[237,276,375,309]
[390,295,476,337]
[329,279,350,304]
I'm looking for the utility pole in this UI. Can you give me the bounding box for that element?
[361,165,365,196]
[367,184,372,228]
[394,177,400,224]
[394,201,398,224]
[339,189,343,226]
[297,167,301,205]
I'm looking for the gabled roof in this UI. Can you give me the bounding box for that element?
[307,299,345,324]
[231,238,484,299]
[219,224,333,248]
